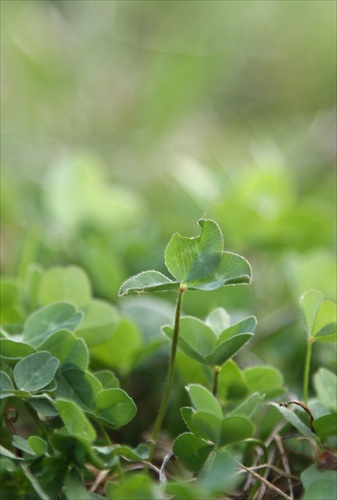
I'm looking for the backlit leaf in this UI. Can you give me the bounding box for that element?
[165,219,223,282]
[187,251,252,291]
[205,307,230,336]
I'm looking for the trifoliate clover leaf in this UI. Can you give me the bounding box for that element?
[119,219,252,296]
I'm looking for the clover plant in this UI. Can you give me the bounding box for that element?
[119,218,252,458]
[1,219,336,499]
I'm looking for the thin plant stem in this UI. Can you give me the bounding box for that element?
[99,422,112,445]
[303,337,314,405]
[149,285,185,460]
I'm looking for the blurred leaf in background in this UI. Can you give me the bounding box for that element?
[1,0,336,390]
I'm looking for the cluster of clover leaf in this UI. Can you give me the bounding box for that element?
[119,218,255,462]
[119,218,337,497]
[1,218,336,499]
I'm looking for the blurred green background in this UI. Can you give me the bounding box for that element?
[1,1,336,398]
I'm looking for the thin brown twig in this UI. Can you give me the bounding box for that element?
[243,462,299,481]
[275,434,294,499]
[255,447,276,500]
[279,400,315,432]
[239,462,293,500]
[89,470,110,493]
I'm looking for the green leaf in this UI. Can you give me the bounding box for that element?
[218,316,257,342]
[14,352,59,392]
[56,369,102,412]
[96,444,150,463]
[229,392,265,418]
[187,251,252,291]
[38,266,92,308]
[28,436,47,456]
[301,464,337,500]
[190,411,222,443]
[172,432,213,472]
[218,416,255,446]
[313,414,337,439]
[118,270,178,297]
[0,444,21,460]
[198,450,240,493]
[300,289,324,337]
[23,302,83,348]
[300,290,337,342]
[55,399,96,442]
[313,300,337,342]
[76,300,119,347]
[313,368,337,412]
[165,219,223,282]
[217,360,249,401]
[94,370,120,389]
[12,435,35,455]
[51,433,95,466]
[243,366,284,397]
[271,403,314,436]
[106,474,155,500]
[192,412,255,447]
[163,317,217,364]
[303,479,337,500]
[64,468,91,500]
[165,482,209,500]
[180,407,195,433]
[91,317,142,376]
[0,279,19,306]
[205,333,253,366]
[38,329,89,372]
[0,279,22,325]
[0,371,14,399]
[187,384,223,419]
[7,389,32,398]
[0,339,35,359]
[95,389,137,427]
[119,219,252,295]
[120,295,175,343]
[28,396,59,417]
[205,307,230,336]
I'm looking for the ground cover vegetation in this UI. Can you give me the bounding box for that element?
[1,1,336,499]
[1,219,336,499]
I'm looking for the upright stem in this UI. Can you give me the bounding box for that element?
[149,285,185,460]
[303,337,314,405]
